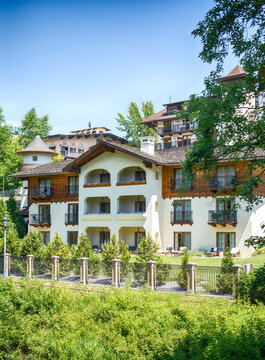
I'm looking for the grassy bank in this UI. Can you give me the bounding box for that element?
[0,279,264,359]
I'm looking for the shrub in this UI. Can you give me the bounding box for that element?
[236,264,265,304]
[136,232,160,262]
[46,231,70,259]
[216,247,234,294]
[101,234,119,261]
[6,195,26,238]
[0,226,21,256]
[177,249,190,288]
[20,230,43,256]
[71,232,94,259]
[120,240,130,262]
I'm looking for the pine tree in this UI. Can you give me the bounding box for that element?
[101,234,120,261]
[71,232,94,259]
[47,231,70,258]
[136,233,160,262]
[19,107,52,147]
[20,230,43,256]
[6,196,26,238]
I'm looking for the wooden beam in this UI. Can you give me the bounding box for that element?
[143,161,152,169]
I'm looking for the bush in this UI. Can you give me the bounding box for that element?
[6,196,26,238]
[177,249,190,288]
[0,279,264,359]
[101,234,119,261]
[136,232,160,262]
[236,264,265,304]
[46,231,70,259]
[20,230,43,256]
[71,232,94,259]
[216,247,234,294]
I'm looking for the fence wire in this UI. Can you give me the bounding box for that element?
[86,260,112,286]
[120,262,148,288]
[196,266,232,295]
[156,263,183,292]
[10,256,27,277]
[59,258,80,283]
[33,257,52,280]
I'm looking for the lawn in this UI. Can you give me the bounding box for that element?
[0,279,264,359]
[129,253,265,268]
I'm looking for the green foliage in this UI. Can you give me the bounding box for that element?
[52,153,65,162]
[181,0,265,210]
[236,265,265,305]
[216,247,234,294]
[20,230,43,257]
[116,101,156,147]
[0,199,20,255]
[46,231,70,259]
[0,108,22,190]
[101,234,120,261]
[71,232,94,259]
[177,249,190,289]
[19,107,52,147]
[245,223,265,250]
[136,232,160,263]
[6,196,26,238]
[119,240,130,262]
[0,279,265,359]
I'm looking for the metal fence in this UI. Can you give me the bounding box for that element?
[120,261,148,288]
[196,266,232,295]
[155,263,183,292]
[9,256,27,277]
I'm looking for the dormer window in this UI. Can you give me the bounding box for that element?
[32,156,38,161]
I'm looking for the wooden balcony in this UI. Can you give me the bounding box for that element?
[208,176,237,192]
[170,211,193,225]
[65,213,78,225]
[29,214,51,227]
[158,123,196,136]
[208,211,237,227]
[29,187,52,199]
[170,179,194,192]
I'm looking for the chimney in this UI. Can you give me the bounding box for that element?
[140,137,155,156]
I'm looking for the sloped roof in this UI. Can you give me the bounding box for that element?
[218,65,247,82]
[9,159,74,178]
[17,136,57,156]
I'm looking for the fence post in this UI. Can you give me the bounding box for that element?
[80,257,88,284]
[5,253,10,277]
[26,254,34,278]
[52,256,59,281]
[243,263,253,274]
[232,264,242,295]
[187,262,197,292]
[147,261,156,291]
[112,259,120,287]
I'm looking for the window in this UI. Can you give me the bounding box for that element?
[39,205,50,223]
[135,232,145,248]
[135,201,146,212]
[41,232,50,246]
[68,176,79,195]
[99,202,110,213]
[173,200,192,222]
[155,170,159,180]
[100,231,110,247]
[49,146,56,151]
[39,178,51,195]
[135,170,146,181]
[67,203,78,223]
[217,233,236,251]
[174,232,191,250]
[32,155,38,161]
[216,166,235,187]
[78,149,84,154]
[70,147,76,153]
[68,232,78,247]
[216,198,235,221]
[100,173,110,184]
[173,168,191,190]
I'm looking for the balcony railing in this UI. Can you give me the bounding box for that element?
[29,187,52,198]
[65,213,78,225]
[208,211,237,225]
[208,176,237,190]
[67,185,79,196]
[158,123,196,135]
[156,139,196,151]
[170,211,193,224]
[29,214,51,226]
[171,179,193,191]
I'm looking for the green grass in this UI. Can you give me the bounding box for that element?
[0,279,264,360]
[128,253,265,268]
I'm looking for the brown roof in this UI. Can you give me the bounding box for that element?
[17,136,57,156]
[218,65,247,82]
[9,159,74,178]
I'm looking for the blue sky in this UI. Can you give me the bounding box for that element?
[0,0,237,135]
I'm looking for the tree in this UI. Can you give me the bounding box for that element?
[20,230,43,257]
[19,107,52,147]
[116,101,156,147]
[101,234,120,261]
[71,232,94,259]
[136,233,160,262]
[181,0,265,211]
[177,249,190,289]
[6,196,26,238]
[0,108,22,190]
[0,199,20,255]
[216,247,234,294]
[47,231,70,259]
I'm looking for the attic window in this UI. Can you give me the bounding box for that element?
[32,156,38,161]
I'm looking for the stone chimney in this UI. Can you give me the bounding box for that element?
[140,137,155,156]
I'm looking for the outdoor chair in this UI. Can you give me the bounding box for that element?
[92,245,101,254]
[231,247,240,257]
[129,246,136,254]
[204,247,219,257]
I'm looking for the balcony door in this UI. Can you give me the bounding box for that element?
[174,200,191,222]
[68,203,78,223]
[100,231,110,247]
[174,232,191,250]
[39,205,50,223]
[217,166,235,187]
[217,232,236,251]
[39,178,51,196]
[217,198,235,221]
[68,176,78,195]
[135,231,145,249]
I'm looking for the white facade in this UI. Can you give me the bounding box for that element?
[27,147,265,256]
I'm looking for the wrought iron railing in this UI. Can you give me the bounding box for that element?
[170,211,193,224]
[65,213,78,225]
[157,123,196,135]
[171,179,193,191]
[208,211,237,224]
[29,214,51,225]
[209,176,237,189]
[29,187,52,197]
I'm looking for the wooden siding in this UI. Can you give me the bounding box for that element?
[28,173,79,204]
[162,161,265,198]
